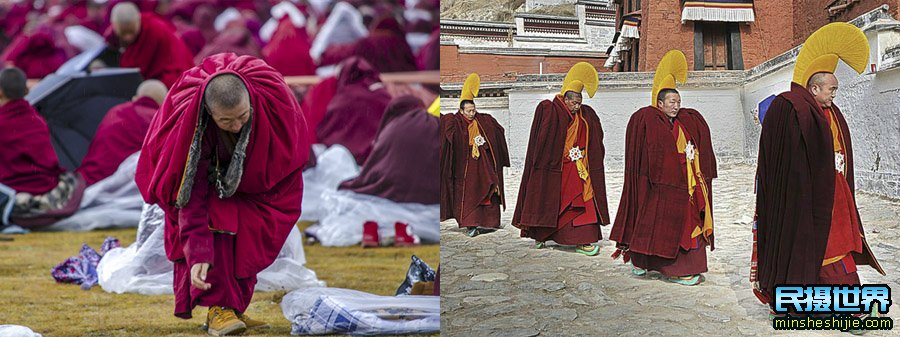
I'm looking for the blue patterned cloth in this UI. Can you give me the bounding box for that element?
[51,237,120,290]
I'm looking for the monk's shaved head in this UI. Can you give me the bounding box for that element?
[807,72,839,108]
[564,91,582,101]
[807,72,837,88]
[111,2,140,25]
[0,67,28,101]
[205,74,249,111]
[136,79,168,105]
[112,2,141,46]
[205,74,251,133]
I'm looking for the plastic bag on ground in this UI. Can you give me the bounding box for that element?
[395,255,436,296]
[97,204,324,295]
[281,287,440,336]
[313,190,439,246]
[0,325,42,337]
[300,144,360,222]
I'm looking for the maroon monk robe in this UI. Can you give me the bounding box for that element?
[440,111,510,229]
[317,57,391,164]
[754,83,884,304]
[105,13,195,88]
[300,76,337,136]
[1,28,68,78]
[193,26,261,63]
[612,107,716,277]
[416,30,439,71]
[0,2,31,46]
[611,107,716,260]
[76,96,159,186]
[0,99,65,195]
[319,17,418,73]
[339,95,439,205]
[263,16,317,76]
[512,96,610,244]
[135,53,309,318]
[172,19,207,56]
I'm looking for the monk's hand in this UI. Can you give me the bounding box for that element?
[191,263,212,290]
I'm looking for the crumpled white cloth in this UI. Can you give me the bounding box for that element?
[97,204,325,295]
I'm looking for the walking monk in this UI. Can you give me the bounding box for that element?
[751,22,885,319]
[610,50,717,286]
[513,62,610,256]
[441,73,510,237]
[135,53,309,336]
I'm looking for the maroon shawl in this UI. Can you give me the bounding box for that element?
[76,96,159,186]
[263,16,317,76]
[193,26,261,64]
[755,83,884,300]
[1,28,68,78]
[317,57,391,164]
[512,97,610,228]
[610,106,717,258]
[440,112,510,221]
[300,76,337,136]
[105,13,195,88]
[339,95,439,204]
[135,53,310,278]
[0,99,65,194]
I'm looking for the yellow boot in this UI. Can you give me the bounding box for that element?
[237,312,271,330]
[207,306,247,336]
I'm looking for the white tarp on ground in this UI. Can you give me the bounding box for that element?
[281,287,440,336]
[45,152,144,231]
[310,190,439,246]
[0,325,42,337]
[97,204,324,295]
[299,144,360,222]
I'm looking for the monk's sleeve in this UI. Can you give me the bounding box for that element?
[493,118,511,168]
[693,111,717,180]
[178,143,214,267]
[512,101,550,226]
[611,111,646,247]
[440,115,455,221]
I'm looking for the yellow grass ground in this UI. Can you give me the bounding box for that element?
[0,225,439,337]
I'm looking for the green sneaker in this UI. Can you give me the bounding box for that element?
[575,244,600,256]
[666,274,702,286]
[535,241,546,249]
[466,227,479,237]
[632,266,647,276]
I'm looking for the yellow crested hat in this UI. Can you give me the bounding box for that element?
[428,97,440,117]
[460,73,480,102]
[651,50,688,106]
[560,62,599,98]
[792,22,869,87]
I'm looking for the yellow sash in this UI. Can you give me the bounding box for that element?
[564,111,594,201]
[467,119,481,159]
[676,125,713,240]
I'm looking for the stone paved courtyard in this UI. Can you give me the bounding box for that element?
[441,164,900,336]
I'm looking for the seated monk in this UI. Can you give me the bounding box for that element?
[263,15,316,76]
[77,79,168,186]
[316,57,391,165]
[105,2,195,88]
[0,67,85,228]
[1,26,68,78]
[135,53,309,336]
